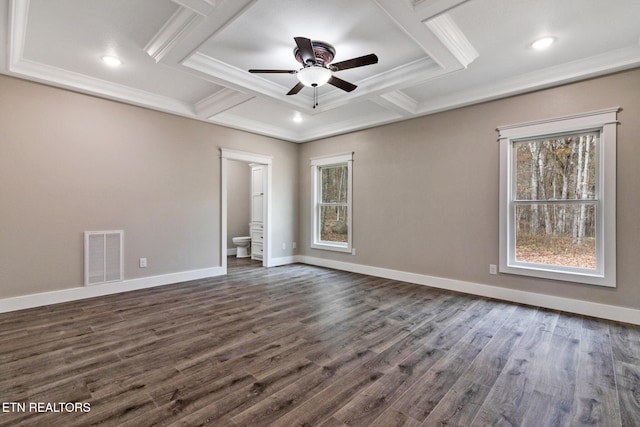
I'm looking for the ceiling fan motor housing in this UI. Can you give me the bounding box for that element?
[294,40,336,66]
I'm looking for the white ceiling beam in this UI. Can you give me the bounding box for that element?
[373,0,468,70]
[371,90,419,116]
[152,0,257,66]
[7,0,29,71]
[171,0,216,17]
[195,88,254,118]
[412,0,471,21]
[414,45,640,117]
[425,13,478,68]
[144,7,203,63]
[147,0,254,64]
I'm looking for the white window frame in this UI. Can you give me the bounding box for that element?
[310,152,353,253]
[498,107,619,287]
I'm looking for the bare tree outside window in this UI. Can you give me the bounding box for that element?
[513,131,598,269]
[319,164,348,243]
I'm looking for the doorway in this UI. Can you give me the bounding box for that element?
[220,148,273,273]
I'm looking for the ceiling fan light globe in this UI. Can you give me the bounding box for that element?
[297,66,332,87]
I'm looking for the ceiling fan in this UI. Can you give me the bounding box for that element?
[249,37,378,107]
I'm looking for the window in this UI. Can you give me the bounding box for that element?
[310,153,353,253]
[498,108,619,287]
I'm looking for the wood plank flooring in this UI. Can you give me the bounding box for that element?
[1,258,639,426]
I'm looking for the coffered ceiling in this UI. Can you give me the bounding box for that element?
[2,0,639,142]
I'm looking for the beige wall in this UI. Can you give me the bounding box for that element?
[2,69,638,311]
[298,68,640,310]
[0,75,297,299]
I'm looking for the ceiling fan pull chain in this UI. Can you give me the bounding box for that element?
[313,85,318,109]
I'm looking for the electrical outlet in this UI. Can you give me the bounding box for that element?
[489,264,497,275]
[292,242,296,249]
[351,248,356,256]
[139,258,147,268]
[282,242,286,250]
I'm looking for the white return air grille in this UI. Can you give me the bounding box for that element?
[84,230,123,286]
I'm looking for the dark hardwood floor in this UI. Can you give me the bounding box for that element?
[1,258,639,426]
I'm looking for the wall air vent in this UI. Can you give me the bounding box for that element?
[84,230,123,286]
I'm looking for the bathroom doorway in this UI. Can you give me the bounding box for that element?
[220,148,272,273]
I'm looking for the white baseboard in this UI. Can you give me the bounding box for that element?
[0,267,225,313]
[296,256,640,325]
[227,247,237,256]
[268,256,298,267]
[4,256,638,325]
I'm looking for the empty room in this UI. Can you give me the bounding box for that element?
[1,0,640,425]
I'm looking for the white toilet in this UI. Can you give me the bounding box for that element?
[232,236,251,258]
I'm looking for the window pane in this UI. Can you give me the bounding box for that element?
[514,132,598,201]
[515,203,596,269]
[320,165,348,203]
[319,205,348,243]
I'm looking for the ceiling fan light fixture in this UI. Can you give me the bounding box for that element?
[297,66,332,87]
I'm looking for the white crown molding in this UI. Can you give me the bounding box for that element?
[183,52,428,115]
[6,0,639,144]
[292,107,403,143]
[172,0,216,16]
[195,87,254,118]
[10,58,196,116]
[144,7,203,63]
[414,44,640,117]
[296,57,442,112]
[7,0,29,69]
[7,0,196,117]
[374,90,419,115]
[183,52,311,109]
[424,13,478,68]
[373,0,466,70]
[296,256,640,325]
[413,0,471,20]
[209,112,302,142]
[0,267,225,313]
[191,43,640,143]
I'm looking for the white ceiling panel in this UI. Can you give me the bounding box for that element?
[2,0,639,142]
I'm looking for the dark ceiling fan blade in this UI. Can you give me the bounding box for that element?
[294,37,316,65]
[248,69,297,74]
[330,53,378,71]
[286,82,305,95]
[328,76,357,92]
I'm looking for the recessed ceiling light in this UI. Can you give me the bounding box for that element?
[101,55,122,66]
[531,36,556,50]
[293,113,302,123]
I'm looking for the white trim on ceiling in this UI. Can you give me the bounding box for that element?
[413,0,471,20]
[172,0,217,17]
[144,7,204,63]
[373,0,469,70]
[7,0,28,69]
[425,13,478,68]
[195,87,254,118]
[373,90,419,116]
[4,0,640,143]
[414,45,640,116]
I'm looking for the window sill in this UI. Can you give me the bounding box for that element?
[499,262,615,287]
[311,242,352,253]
